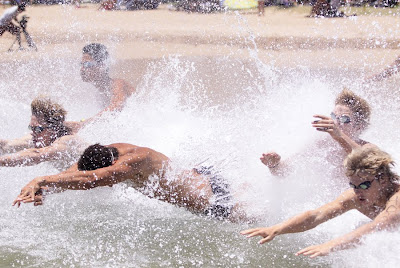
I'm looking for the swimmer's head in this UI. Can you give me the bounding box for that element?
[82,43,109,64]
[78,144,119,171]
[344,146,395,179]
[30,97,71,147]
[344,146,398,202]
[81,43,110,82]
[334,89,371,131]
[31,97,66,127]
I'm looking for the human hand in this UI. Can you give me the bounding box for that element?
[240,226,278,244]
[295,242,334,258]
[312,115,342,139]
[12,179,42,207]
[260,152,281,168]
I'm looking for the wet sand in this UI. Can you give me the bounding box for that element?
[0,4,399,75]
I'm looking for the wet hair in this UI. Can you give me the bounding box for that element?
[335,89,371,129]
[82,43,109,64]
[344,146,398,182]
[31,97,72,137]
[77,144,119,171]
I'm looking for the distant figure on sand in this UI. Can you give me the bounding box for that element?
[0,4,25,50]
[13,143,249,223]
[98,0,117,10]
[0,97,83,167]
[258,0,265,16]
[243,146,400,257]
[72,0,81,8]
[80,43,135,122]
[260,89,373,177]
[309,0,343,17]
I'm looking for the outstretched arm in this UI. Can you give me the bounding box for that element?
[0,134,33,155]
[106,79,135,112]
[0,136,73,167]
[241,190,355,244]
[13,152,150,207]
[78,80,135,127]
[296,191,400,258]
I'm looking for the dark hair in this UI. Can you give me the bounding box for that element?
[77,144,119,171]
[82,43,109,64]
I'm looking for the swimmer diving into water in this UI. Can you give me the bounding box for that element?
[0,97,83,167]
[243,146,400,257]
[261,89,373,177]
[79,43,136,124]
[13,143,249,223]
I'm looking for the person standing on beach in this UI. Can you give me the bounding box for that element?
[80,43,136,121]
[309,0,342,17]
[260,89,373,177]
[257,0,265,16]
[243,146,400,257]
[0,3,25,50]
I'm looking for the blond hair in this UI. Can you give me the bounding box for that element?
[335,89,371,129]
[344,146,397,181]
[31,97,66,127]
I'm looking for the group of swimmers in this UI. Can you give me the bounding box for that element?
[1,41,400,259]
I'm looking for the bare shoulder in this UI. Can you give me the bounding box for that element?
[109,143,140,153]
[108,143,152,156]
[386,191,400,206]
[110,143,169,162]
[112,79,135,93]
[373,190,400,222]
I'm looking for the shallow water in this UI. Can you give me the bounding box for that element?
[1,53,400,267]
[2,9,400,267]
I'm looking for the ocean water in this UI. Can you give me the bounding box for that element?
[1,8,400,268]
[1,52,400,267]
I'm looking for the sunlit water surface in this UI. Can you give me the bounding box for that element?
[1,28,400,268]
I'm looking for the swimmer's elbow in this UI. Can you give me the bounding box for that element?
[307,209,328,227]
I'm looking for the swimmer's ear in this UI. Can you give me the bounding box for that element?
[377,173,389,186]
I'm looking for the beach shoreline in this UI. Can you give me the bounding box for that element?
[0,4,399,71]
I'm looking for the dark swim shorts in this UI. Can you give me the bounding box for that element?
[193,166,233,220]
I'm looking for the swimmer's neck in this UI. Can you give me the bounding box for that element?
[93,76,113,93]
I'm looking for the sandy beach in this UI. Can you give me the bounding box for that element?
[0,3,400,72]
